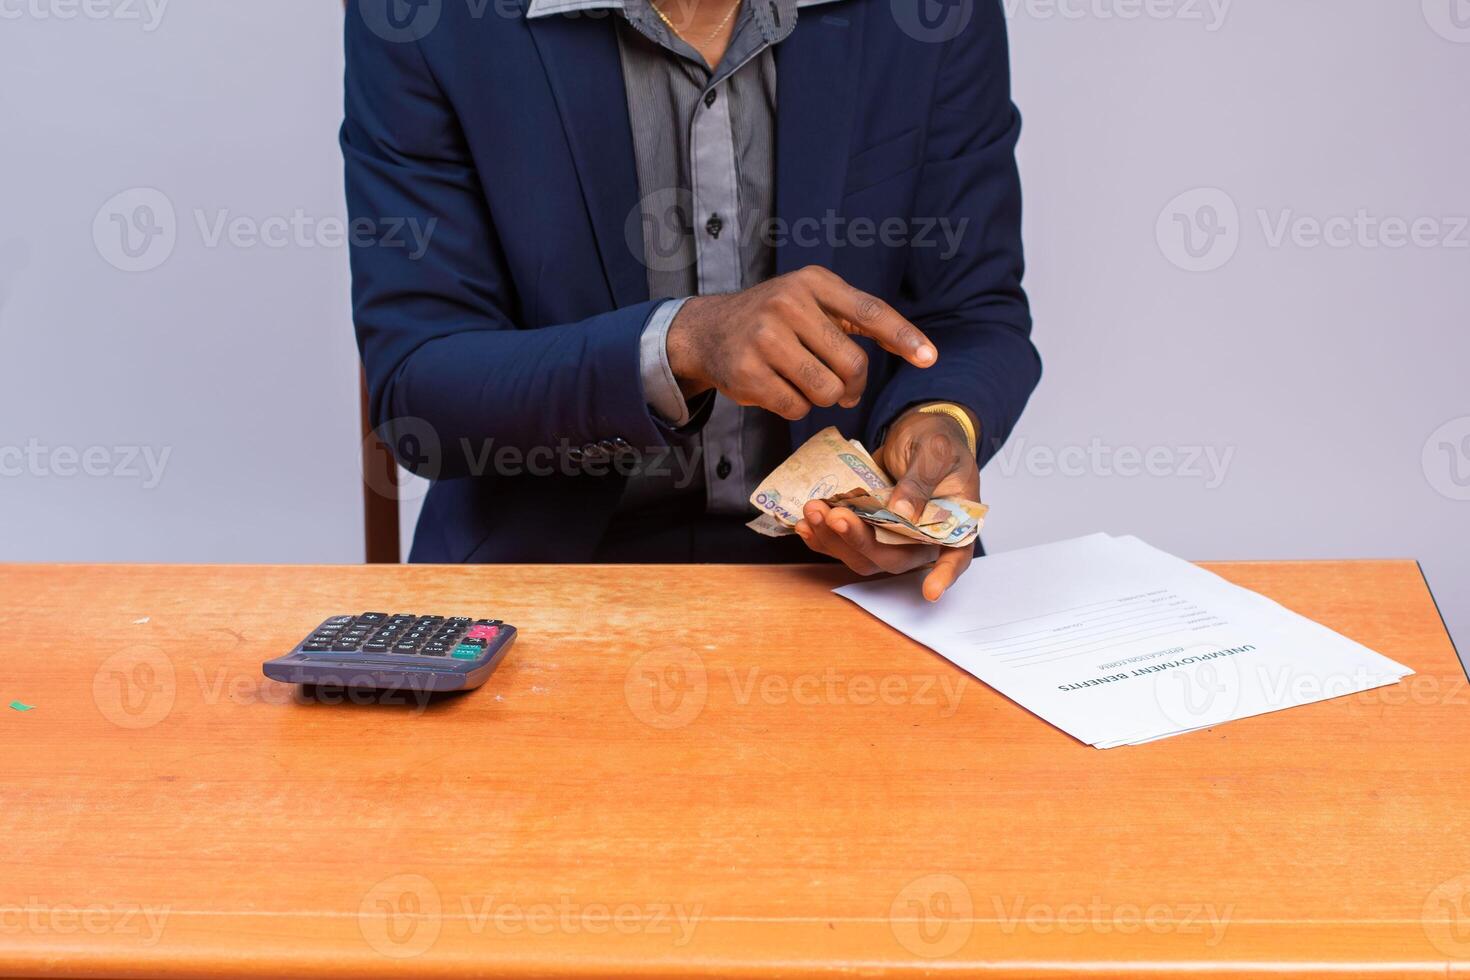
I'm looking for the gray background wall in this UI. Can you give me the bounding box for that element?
[2,1,1465,651]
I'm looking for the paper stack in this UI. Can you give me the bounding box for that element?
[835,534,1413,748]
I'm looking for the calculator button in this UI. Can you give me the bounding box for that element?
[458,636,489,647]
[422,642,448,653]
[302,642,331,652]
[421,648,450,657]
[451,647,480,660]
[324,616,355,626]
[446,617,471,626]
[474,619,501,626]
[358,612,388,622]
[362,641,390,652]
[332,639,362,651]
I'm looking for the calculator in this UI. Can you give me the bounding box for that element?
[261,613,516,693]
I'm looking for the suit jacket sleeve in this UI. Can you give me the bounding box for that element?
[342,10,671,479]
[865,0,1041,467]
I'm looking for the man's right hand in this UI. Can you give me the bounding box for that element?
[665,266,938,421]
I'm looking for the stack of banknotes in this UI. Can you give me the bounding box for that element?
[746,427,986,548]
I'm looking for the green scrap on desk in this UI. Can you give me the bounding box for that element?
[9,701,34,712]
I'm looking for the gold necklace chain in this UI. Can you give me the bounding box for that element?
[649,0,741,48]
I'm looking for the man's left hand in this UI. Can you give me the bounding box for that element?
[794,406,980,601]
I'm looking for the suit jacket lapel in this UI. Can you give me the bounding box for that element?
[526,13,650,309]
[773,1,866,275]
[775,2,867,446]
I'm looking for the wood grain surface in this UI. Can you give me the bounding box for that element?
[0,560,1465,978]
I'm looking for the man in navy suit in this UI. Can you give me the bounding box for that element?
[344,0,1040,599]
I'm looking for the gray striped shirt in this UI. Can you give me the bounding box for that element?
[526,0,843,516]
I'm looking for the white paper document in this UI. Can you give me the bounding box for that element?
[835,534,1413,747]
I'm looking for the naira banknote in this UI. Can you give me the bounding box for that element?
[747,426,986,548]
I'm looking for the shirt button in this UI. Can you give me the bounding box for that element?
[703,89,718,108]
[705,213,724,239]
[715,458,732,479]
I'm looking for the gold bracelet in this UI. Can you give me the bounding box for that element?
[915,403,978,457]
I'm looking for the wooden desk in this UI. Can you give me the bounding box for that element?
[0,561,1464,978]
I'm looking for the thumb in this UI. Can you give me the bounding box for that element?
[888,436,952,524]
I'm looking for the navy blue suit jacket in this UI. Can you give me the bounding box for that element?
[343,0,1040,563]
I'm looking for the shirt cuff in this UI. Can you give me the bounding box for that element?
[639,297,694,427]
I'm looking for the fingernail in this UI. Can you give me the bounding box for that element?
[830,518,848,533]
[915,344,936,365]
[840,397,859,409]
[891,500,915,522]
[808,510,824,527]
